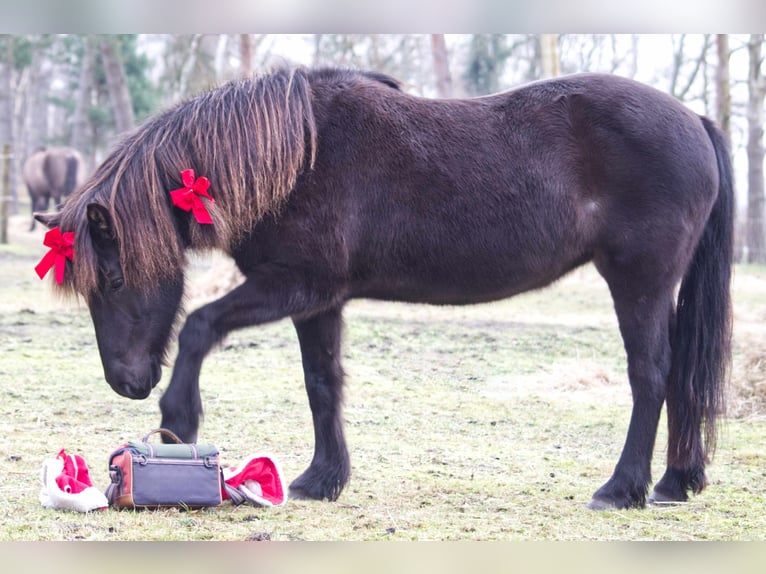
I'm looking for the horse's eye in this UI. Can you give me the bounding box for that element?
[110,277,125,291]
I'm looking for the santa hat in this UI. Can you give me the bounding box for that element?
[39,449,108,513]
[222,454,286,507]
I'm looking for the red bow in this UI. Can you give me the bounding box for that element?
[35,227,75,285]
[170,169,215,224]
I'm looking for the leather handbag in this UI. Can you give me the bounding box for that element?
[105,428,244,509]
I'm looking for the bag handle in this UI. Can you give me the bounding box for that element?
[141,428,184,444]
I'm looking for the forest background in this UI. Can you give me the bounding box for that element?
[0,34,764,261]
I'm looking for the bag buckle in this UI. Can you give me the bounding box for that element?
[109,465,123,484]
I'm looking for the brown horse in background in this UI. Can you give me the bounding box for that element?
[24,146,85,231]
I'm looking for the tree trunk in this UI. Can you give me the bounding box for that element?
[430,34,452,98]
[0,36,13,243]
[20,36,49,158]
[539,34,560,78]
[72,35,96,167]
[0,36,12,147]
[240,34,253,77]
[100,36,135,134]
[747,34,766,264]
[715,34,732,148]
[715,35,739,259]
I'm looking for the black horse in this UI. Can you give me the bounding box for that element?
[36,67,733,510]
[23,146,85,231]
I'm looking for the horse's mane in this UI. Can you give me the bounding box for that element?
[57,67,317,297]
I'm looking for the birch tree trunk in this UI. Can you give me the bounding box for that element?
[100,36,135,134]
[747,34,766,264]
[715,34,731,148]
[539,34,560,78]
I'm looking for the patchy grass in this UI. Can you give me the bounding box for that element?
[1,212,765,540]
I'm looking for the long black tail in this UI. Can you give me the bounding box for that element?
[668,116,734,471]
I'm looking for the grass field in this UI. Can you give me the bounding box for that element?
[1,211,765,541]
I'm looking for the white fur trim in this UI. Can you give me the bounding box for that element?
[39,458,108,513]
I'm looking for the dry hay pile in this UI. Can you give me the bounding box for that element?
[729,334,766,419]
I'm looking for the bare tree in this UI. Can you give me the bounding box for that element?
[715,34,732,148]
[314,34,432,94]
[240,34,253,77]
[20,36,52,157]
[0,36,12,147]
[746,34,766,263]
[100,36,135,133]
[669,34,711,104]
[0,36,13,243]
[71,35,96,167]
[463,34,513,95]
[430,34,452,98]
[539,34,560,78]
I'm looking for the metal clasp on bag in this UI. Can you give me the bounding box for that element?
[109,465,123,484]
[136,454,148,466]
[203,456,216,468]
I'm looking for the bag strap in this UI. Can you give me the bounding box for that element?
[221,470,247,506]
[141,428,184,444]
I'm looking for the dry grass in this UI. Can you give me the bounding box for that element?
[729,267,766,418]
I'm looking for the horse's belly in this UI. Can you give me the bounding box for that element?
[352,253,586,305]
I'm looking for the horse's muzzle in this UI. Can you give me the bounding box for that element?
[104,357,162,400]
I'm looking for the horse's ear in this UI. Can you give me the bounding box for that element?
[33,212,60,229]
[87,203,116,242]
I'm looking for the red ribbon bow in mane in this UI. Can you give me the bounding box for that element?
[170,169,215,224]
[35,227,75,285]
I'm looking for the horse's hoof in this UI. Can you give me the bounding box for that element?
[287,485,333,501]
[587,496,618,511]
[287,487,313,501]
[647,489,686,507]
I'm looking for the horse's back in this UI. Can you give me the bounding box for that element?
[254,71,721,306]
[318,73,714,303]
[22,149,48,193]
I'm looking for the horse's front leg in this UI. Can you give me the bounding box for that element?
[159,267,342,445]
[158,304,217,443]
[289,307,350,501]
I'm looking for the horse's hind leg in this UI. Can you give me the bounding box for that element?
[29,191,50,231]
[589,271,675,509]
[649,338,708,504]
[289,306,350,501]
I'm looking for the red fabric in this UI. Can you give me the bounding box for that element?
[54,449,95,494]
[35,227,74,284]
[223,457,285,506]
[170,169,215,224]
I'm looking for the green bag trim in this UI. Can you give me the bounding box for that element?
[127,440,219,460]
